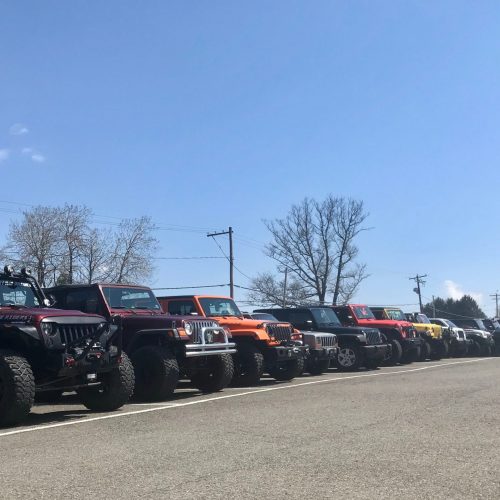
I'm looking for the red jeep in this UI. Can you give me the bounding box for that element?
[332,304,421,365]
[47,284,237,400]
[0,266,134,426]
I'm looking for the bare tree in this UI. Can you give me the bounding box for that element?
[5,206,159,287]
[263,195,369,305]
[57,204,91,284]
[248,272,314,307]
[330,199,370,304]
[77,228,112,284]
[109,216,158,283]
[7,206,61,286]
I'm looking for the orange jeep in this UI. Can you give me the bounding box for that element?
[157,295,307,385]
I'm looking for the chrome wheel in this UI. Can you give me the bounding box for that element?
[338,348,357,368]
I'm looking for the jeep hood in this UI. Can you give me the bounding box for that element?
[0,306,103,323]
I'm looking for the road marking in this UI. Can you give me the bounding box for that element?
[0,357,494,439]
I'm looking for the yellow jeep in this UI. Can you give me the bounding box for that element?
[405,312,447,360]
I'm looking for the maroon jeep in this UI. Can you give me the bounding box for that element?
[46,283,237,400]
[0,266,134,427]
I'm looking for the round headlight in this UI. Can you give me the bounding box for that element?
[184,322,193,336]
[41,322,56,336]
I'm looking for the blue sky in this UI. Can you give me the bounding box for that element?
[1,1,499,314]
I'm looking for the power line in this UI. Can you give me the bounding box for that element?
[152,256,224,260]
[151,284,228,290]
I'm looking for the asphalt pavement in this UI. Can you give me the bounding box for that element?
[1,357,499,499]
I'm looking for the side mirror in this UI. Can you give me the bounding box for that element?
[44,295,56,307]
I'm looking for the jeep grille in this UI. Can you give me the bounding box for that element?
[318,334,337,347]
[365,329,382,345]
[403,326,416,339]
[265,323,292,342]
[58,324,100,346]
[458,331,465,339]
[187,320,220,344]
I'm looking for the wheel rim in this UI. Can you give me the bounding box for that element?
[338,348,356,367]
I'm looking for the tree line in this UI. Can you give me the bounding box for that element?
[1,204,158,287]
[423,295,486,320]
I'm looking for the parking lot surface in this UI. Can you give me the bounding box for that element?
[1,357,499,499]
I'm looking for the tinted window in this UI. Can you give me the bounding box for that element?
[288,310,313,327]
[168,300,198,316]
[334,307,351,324]
[65,289,103,314]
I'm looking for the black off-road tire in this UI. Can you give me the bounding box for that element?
[0,350,35,427]
[35,390,63,404]
[468,340,481,357]
[419,341,431,361]
[308,358,331,375]
[78,353,134,411]
[131,346,179,401]
[191,354,234,393]
[364,358,382,370]
[233,344,264,386]
[401,347,419,364]
[480,344,492,357]
[268,355,304,381]
[384,339,403,366]
[336,345,362,371]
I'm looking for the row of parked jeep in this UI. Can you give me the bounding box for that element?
[0,264,498,427]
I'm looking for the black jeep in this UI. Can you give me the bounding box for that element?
[0,266,133,426]
[255,307,389,371]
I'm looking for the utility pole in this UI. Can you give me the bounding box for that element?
[490,291,500,318]
[409,274,427,313]
[207,227,234,298]
[432,295,436,318]
[282,268,288,308]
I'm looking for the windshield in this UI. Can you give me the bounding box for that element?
[445,319,457,328]
[417,313,431,323]
[310,308,341,327]
[454,319,483,329]
[102,287,161,310]
[353,306,376,319]
[198,297,242,317]
[0,278,40,307]
[384,309,406,321]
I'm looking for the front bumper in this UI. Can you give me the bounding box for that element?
[266,344,308,362]
[185,327,237,357]
[308,347,338,361]
[402,337,422,352]
[361,344,390,361]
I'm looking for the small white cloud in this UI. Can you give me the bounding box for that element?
[444,279,483,304]
[31,153,45,163]
[9,123,29,135]
[22,147,45,163]
[0,149,9,162]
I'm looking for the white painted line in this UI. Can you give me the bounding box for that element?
[0,357,494,439]
[127,402,183,407]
